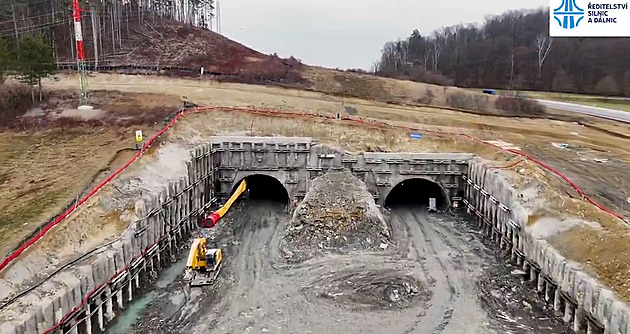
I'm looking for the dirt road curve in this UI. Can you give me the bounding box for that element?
[130,202,570,334]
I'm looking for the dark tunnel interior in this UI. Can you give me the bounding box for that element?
[233,174,289,203]
[385,178,447,209]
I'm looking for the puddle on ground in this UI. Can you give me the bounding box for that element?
[105,256,188,333]
[157,256,187,288]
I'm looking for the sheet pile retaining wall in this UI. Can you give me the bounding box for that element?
[0,145,218,334]
[465,158,630,334]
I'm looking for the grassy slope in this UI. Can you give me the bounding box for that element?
[0,91,181,257]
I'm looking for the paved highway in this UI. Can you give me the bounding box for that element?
[536,99,630,123]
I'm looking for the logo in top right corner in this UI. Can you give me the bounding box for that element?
[553,0,585,29]
[550,0,630,36]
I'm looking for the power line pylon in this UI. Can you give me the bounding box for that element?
[72,0,90,107]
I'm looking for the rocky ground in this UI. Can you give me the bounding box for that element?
[280,170,391,262]
[121,199,572,334]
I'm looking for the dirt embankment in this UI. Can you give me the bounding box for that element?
[0,90,181,260]
[280,170,391,262]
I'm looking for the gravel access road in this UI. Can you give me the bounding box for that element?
[129,202,571,334]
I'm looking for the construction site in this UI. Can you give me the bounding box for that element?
[1,4,630,334]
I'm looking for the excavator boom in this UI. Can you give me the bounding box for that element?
[202,179,247,227]
[187,180,245,286]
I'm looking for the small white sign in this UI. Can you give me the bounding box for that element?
[550,0,630,36]
[135,130,143,142]
[428,198,437,212]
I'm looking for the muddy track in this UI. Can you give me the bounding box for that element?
[129,202,571,334]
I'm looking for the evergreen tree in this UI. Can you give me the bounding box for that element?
[17,36,56,102]
[595,75,620,97]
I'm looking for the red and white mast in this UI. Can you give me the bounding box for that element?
[72,0,89,106]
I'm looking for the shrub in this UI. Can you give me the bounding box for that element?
[346,68,369,74]
[445,91,490,111]
[595,75,620,96]
[0,84,34,129]
[495,96,545,116]
[409,67,454,86]
[416,87,435,105]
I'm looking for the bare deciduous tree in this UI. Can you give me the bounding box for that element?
[432,31,443,71]
[535,34,553,82]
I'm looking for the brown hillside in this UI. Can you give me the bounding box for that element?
[69,20,301,79]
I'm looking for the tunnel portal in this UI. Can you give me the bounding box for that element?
[385,178,448,209]
[232,174,289,203]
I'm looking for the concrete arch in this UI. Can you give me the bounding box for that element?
[231,172,290,202]
[382,177,451,209]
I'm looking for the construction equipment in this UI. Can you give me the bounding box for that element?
[185,237,223,287]
[202,179,247,227]
[185,180,247,286]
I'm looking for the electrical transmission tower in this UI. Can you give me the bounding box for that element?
[72,0,90,107]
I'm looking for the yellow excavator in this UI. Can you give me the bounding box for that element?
[184,180,247,287]
[185,237,223,287]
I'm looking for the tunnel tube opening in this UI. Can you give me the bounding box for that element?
[385,178,448,209]
[232,174,289,203]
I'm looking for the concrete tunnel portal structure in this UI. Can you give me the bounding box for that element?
[8,135,630,334]
[214,136,470,208]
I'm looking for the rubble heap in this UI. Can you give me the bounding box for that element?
[281,170,391,262]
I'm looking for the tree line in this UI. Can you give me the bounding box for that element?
[374,8,630,96]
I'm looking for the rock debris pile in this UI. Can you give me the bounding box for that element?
[281,170,391,262]
[313,270,429,310]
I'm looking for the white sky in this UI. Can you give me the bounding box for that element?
[218,0,549,70]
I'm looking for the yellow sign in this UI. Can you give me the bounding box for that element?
[135,130,143,142]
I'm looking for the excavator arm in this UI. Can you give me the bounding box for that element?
[202,180,247,228]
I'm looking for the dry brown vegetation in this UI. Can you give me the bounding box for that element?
[302,67,551,119]
[0,84,36,129]
[0,90,181,257]
[495,96,546,116]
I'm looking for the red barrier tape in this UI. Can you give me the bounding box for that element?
[0,109,189,273]
[0,104,622,334]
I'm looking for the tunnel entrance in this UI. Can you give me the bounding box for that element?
[232,174,289,203]
[385,178,448,209]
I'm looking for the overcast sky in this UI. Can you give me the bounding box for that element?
[218,0,549,70]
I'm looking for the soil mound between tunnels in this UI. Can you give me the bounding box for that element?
[280,170,391,262]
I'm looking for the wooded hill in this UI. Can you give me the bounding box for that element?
[374,8,630,96]
[0,0,215,65]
